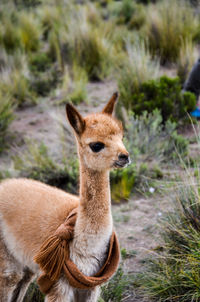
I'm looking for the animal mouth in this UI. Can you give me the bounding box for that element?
[113,161,129,168]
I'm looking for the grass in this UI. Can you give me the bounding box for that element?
[23,282,44,302]
[13,140,79,193]
[125,110,189,164]
[100,266,137,302]
[111,110,188,201]
[146,0,199,63]
[67,65,88,105]
[0,68,36,107]
[108,0,146,30]
[18,12,40,52]
[67,7,115,81]
[118,39,160,110]
[177,38,199,84]
[0,94,14,153]
[139,179,200,301]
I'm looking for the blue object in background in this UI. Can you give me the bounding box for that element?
[190,107,200,117]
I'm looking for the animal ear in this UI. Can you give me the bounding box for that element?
[102,92,119,115]
[66,103,85,135]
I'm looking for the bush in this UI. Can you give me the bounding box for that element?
[146,0,199,63]
[29,52,51,72]
[119,76,196,124]
[30,65,61,97]
[13,141,79,194]
[111,110,188,200]
[0,95,14,153]
[108,0,146,30]
[140,181,200,302]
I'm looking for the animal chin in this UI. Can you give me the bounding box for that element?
[113,161,126,168]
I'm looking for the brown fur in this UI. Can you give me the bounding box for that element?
[0,93,129,302]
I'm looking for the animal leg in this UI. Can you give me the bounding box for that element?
[0,234,24,302]
[11,267,35,302]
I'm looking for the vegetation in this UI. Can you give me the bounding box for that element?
[0,95,14,153]
[177,38,198,84]
[146,0,199,63]
[108,0,146,30]
[119,75,196,124]
[67,11,115,81]
[140,180,200,301]
[111,110,188,201]
[118,40,160,103]
[100,266,136,302]
[13,141,79,193]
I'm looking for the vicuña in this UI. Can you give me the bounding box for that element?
[0,93,130,302]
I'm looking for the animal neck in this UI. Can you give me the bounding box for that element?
[78,159,112,231]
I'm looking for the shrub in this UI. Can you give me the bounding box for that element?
[125,110,189,162]
[118,40,160,109]
[140,181,200,302]
[30,65,62,97]
[0,95,14,153]
[119,76,196,124]
[108,0,146,30]
[111,110,188,200]
[29,52,51,72]
[146,0,199,63]
[13,141,79,194]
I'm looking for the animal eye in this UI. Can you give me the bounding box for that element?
[89,142,105,153]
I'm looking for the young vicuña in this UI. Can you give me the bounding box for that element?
[0,92,130,302]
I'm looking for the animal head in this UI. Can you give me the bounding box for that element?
[66,92,130,171]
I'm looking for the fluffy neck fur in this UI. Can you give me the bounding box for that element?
[76,154,112,233]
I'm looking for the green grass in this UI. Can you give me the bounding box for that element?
[23,282,44,302]
[139,179,200,301]
[111,110,188,200]
[146,0,199,63]
[67,7,115,81]
[0,94,14,153]
[118,39,160,109]
[13,141,79,193]
[66,65,88,105]
[100,266,136,302]
[108,0,146,30]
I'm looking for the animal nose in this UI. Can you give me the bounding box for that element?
[118,153,129,163]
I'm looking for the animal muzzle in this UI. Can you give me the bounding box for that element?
[114,153,131,168]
